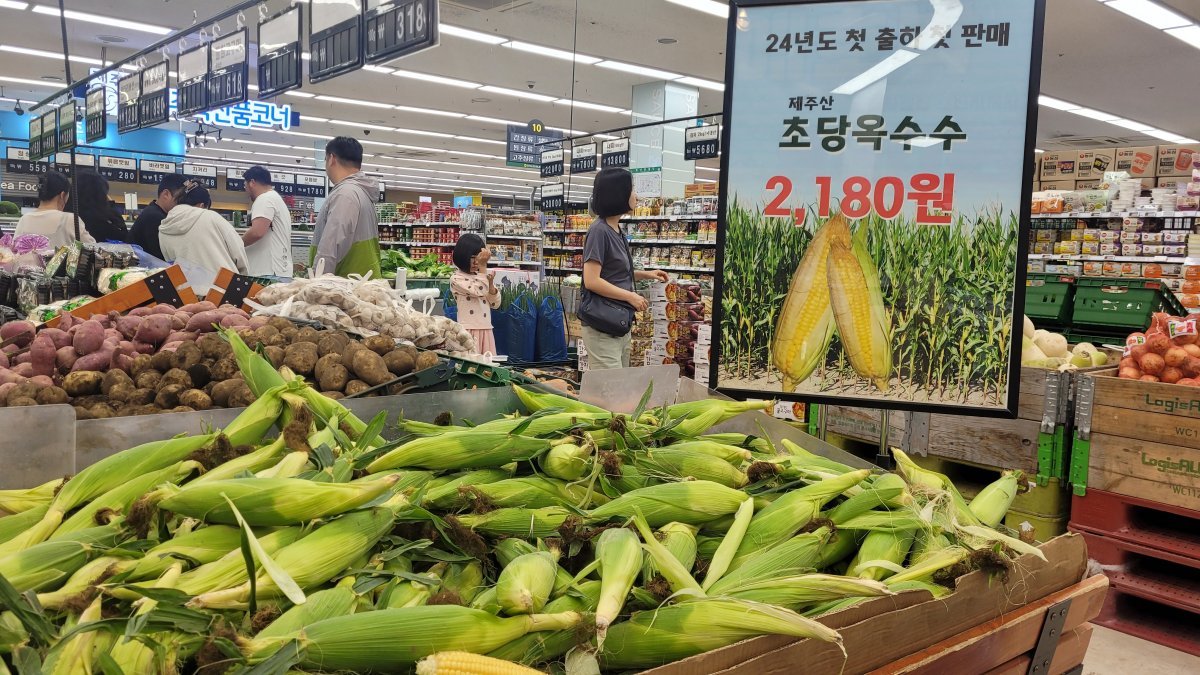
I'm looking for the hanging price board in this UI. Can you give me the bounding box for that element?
[601,138,630,168]
[176,43,210,117]
[540,149,564,178]
[56,102,77,152]
[5,148,32,174]
[208,29,249,111]
[85,87,107,143]
[116,71,140,133]
[184,164,218,189]
[274,172,297,196]
[138,160,177,186]
[365,0,440,65]
[39,109,58,160]
[226,167,246,192]
[258,5,303,99]
[540,183,565,211]
[98,156,137,183]
[295,173,327,197]
[138,61,170,129]
[309,0,363,84]
[684,124,720,161]
[53,153,94,170]
[572,142,597,174]
[28,115,44,161]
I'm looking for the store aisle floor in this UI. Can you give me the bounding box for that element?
[1083,626,1200,674]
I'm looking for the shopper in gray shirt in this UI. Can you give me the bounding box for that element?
[580,168,669,369]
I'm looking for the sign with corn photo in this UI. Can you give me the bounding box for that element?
[715,0,1043,415]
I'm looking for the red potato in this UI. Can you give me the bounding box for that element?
[13,352,30,365]
[220,314,250,329]
[71,344,116,372]
[1141,375,1161,382]
[30,335,56,378]
[1165,347,1188,368]
[1140,352,1166,376]
[1118,366,1142,379]
[104,329,123,344]
[28,375,53,388]
[180,301,217,314]
[158,341,184,353]
[86,314,112,329]
[58,312,76,331]
[56,346,78,372]
[133,342,156,355]
[111,353,133,373]
[135,315,172,345]
[72,321,106,356]
[0,321,36,348]
[128,307,154,317]
[185,311,226,333]
[1128,344,1149,361]
[1119,357,1137,370]
[11,363,33,378]
[248,316,269,330]
[39,328,71,350]
[0,370,24,385]
[1185,356,1200,377]
[117,341,138,357]
[1162,367,1184,384]
[116,315,143,340]
[1180,378,1200,386]
[1183,344,1200,359]
[170,313,191,331]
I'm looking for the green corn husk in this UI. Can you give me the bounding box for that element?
[190,507,398,609]
[445,477,598,511]
[471,412,612,437]
[255,577,359,642]
[778,439,858,474]
[245,606,583,670]
[0,505,50,546]
[847,529,918,581]
[422,469,515,510]
[0,479,61,516]
[108,562,184,675]
[46,595,106,675]
[631,513,704,597]
[912,530,953,565]
[441,562,486,604]
[633,448,749,487]
[601,464,657,494]
[641,523,697,584]
[804,579,950,619]
[365,432,551,473]
[173,527,306,597]
[53,461,202,538]
[496,552,556,615]
[701,433,775,455]
[0,611,28,655]
[892,449,981,527]
[658,441,752,465]
[194,438,290,485]
[587,481,749,528]
[702,497,754,591]
[538,442,592,481]
[813,529,860,569]
[126,525,244,581]
[158,475,399,526]
[354,470,436,494]
[514,385,607,414]
[0,540,93,593]
[708,528,832,595]
[729,469,871,569]
[486,581,601,665]
[257,451,313,479]
[494,540,573,597]
[969,470,1023,528]
[600,598,840,670]
[723,573,892,608]
[470,586,501,615]
[594,528,642,633]
[36,556,132,610]
[885,546,971,585]
[455,507,572,539]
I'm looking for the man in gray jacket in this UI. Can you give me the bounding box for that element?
[311,136,382,278]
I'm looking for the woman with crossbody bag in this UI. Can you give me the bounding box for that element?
[579,168,669,369]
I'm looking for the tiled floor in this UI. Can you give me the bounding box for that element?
[1083,626,1200,675]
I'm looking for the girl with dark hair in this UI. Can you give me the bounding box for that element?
[579,168,668,369]
[450,233,500,356]
[66,170,128,243]
[15,171,96,247]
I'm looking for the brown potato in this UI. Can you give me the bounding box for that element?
[363,335,396,356]
[318,363,350,393]
[211,379,243,407]
[101,369,133,396]
[284,342,319,376]
[186,363,212,389]
[63,371,104,397]
[317,332,351,357]
[155,384,186,409]
[89,403,115,418]
[228,384,256,408]
[73,406,94,420]
[179,389,212,411]
[264,345,286,369]
[384,350,415,377]
[280,326,299,343]
[129,354,155,378]
[160,369,193,389]
[344,380,370,396]
[134,369,162,390]
[350,349,391,386]
[415,351,441,372]
[197,333,231,360]
[171,342,202,370]
[7,396,38,407]
[128,388,156,406]
[210,358,240,382]
[106,382,137,403]
[255,325,280,343]
[295,327,321,344]
[35,386,69,405]
[150,350,174,373]
[321,391,345,400]
[266,317,293,332]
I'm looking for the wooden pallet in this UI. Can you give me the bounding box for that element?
[203,268,264,312]
[44,265,197,328]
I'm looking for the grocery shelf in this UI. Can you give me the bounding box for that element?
[488,260,541,267]
[380,221,465,228]
[621,215,718,221]
[542,229,588,234]
[630,239,717,246]
[486,234,542,241]
[381,240,457,247]
[1031,212,1194,219]
[655,265,716,273]
[546,267,583,273]
[544,245,584,251]
[1028,254,1195,263]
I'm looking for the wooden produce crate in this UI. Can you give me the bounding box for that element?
[820,367,1072,484]
[44,265,198,328]
[204,268,265,312]
[1070,369,1200,507]
[644,535,1105,675]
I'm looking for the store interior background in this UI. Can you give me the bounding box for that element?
[0,0,1199,672]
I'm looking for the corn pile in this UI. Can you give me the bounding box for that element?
[0,330,1037,674]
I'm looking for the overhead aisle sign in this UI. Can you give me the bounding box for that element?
[601,138,630,169]
[98,156,137,183]
[274,172,297,196]
[684,124,720,161]
[507,122,563,169]
[116,71,140,133]
[713,0,1045,417]
[139,160,177,186]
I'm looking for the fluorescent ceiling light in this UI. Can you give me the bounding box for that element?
[664,0,729,18]
[363,65,394,74]
[0,74,53,87]
[394,143,446,153]
[504,41,600,64]
[1166,25,1200,49]
[596,60,683,80]
[695,178,717,183]
[451,150,505,159]
[1037,95,1080,111]
[0,2,29,9]
[300,115,329,122]
[695,166,720,173]
[1142,128,1199,143]
[1035,149,1045,153]
[279,130,333,140]
[0,44,102,65]
[392,69,481,89]
[285,91,316,98]
[1104,0,1192,30]
[675,76,724,91]
[1106,118,1155,132]
[1071,107,1120,122]
[831,50,920,95]
[478,85,557,102]
[360,140,398,148]
[328,120,393,131]
[467,115,524,126]
[394,104,466,118]
[394,128,455,138]
[438,24,508,45]
[31,6,173,35]
[317,95,393,109]
[553,99,626,114]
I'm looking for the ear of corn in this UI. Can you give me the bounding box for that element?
[126,525,242,581]
[36,556,131,610]
[594,528,642,633]
[633,448,749,488]
[441,562,486,604]
[587,481,748,528]
[969,470,1023,528]
[366,432,551,474]
[0,479,62,516]
[270,606,582,671]
[778,439,858,474]
[538,443,592,481]
[891,449,980,527]
[0,506,50,547]
[847,529,918,581]
[416,651,544,675]
[53,461,202,538]
[513,385,607,415]
[196,438,289,484]
[46,595,105,675]
[256,451,314,479]
[600,598,841,670]
[723,573,892,609]
[641,522,697,585]
[772,214,845,391]
[826,222,893,391]
[454,508,571,539]
[158,475,399,526]
[423,469,515,510]
[663,441,752,465]
[356,469,436,494]
[0,540,93,593]
[664,400,767,438]
[708,528,832,595]
[486,581,601,665]
[631,513,703,597]
[701,496,754,591]
[492,540,572,597]
[451,477,599,511]
[496,552,556,615]
[108,562,184,675]
[255,577,359,642]
[173,526,306,597]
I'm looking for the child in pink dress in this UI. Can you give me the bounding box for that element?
[451,234,501,356]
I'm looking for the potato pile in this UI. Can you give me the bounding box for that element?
[0,307,442,418]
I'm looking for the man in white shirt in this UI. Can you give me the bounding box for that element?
[242,165,294,277]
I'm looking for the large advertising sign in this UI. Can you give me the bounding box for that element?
[714,0,1044,416]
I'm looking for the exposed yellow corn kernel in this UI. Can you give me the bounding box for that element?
[826,223,892,391]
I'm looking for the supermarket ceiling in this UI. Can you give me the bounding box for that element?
[0,0,1198,200]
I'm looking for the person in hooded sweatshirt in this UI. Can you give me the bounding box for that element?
[311,136,382,278]
[158,180,248,291]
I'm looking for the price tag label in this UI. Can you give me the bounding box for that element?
[99,156,137,183]
[295,174,327,197]
[259,5,303,98]
[208,29,249,110]
[139,159,177,185]
[540,149,564,178]
[572,142,597,174]
[601,138,630,168]
[684,125,721,161]
[85,87,107,143]
[540,183,565,211]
